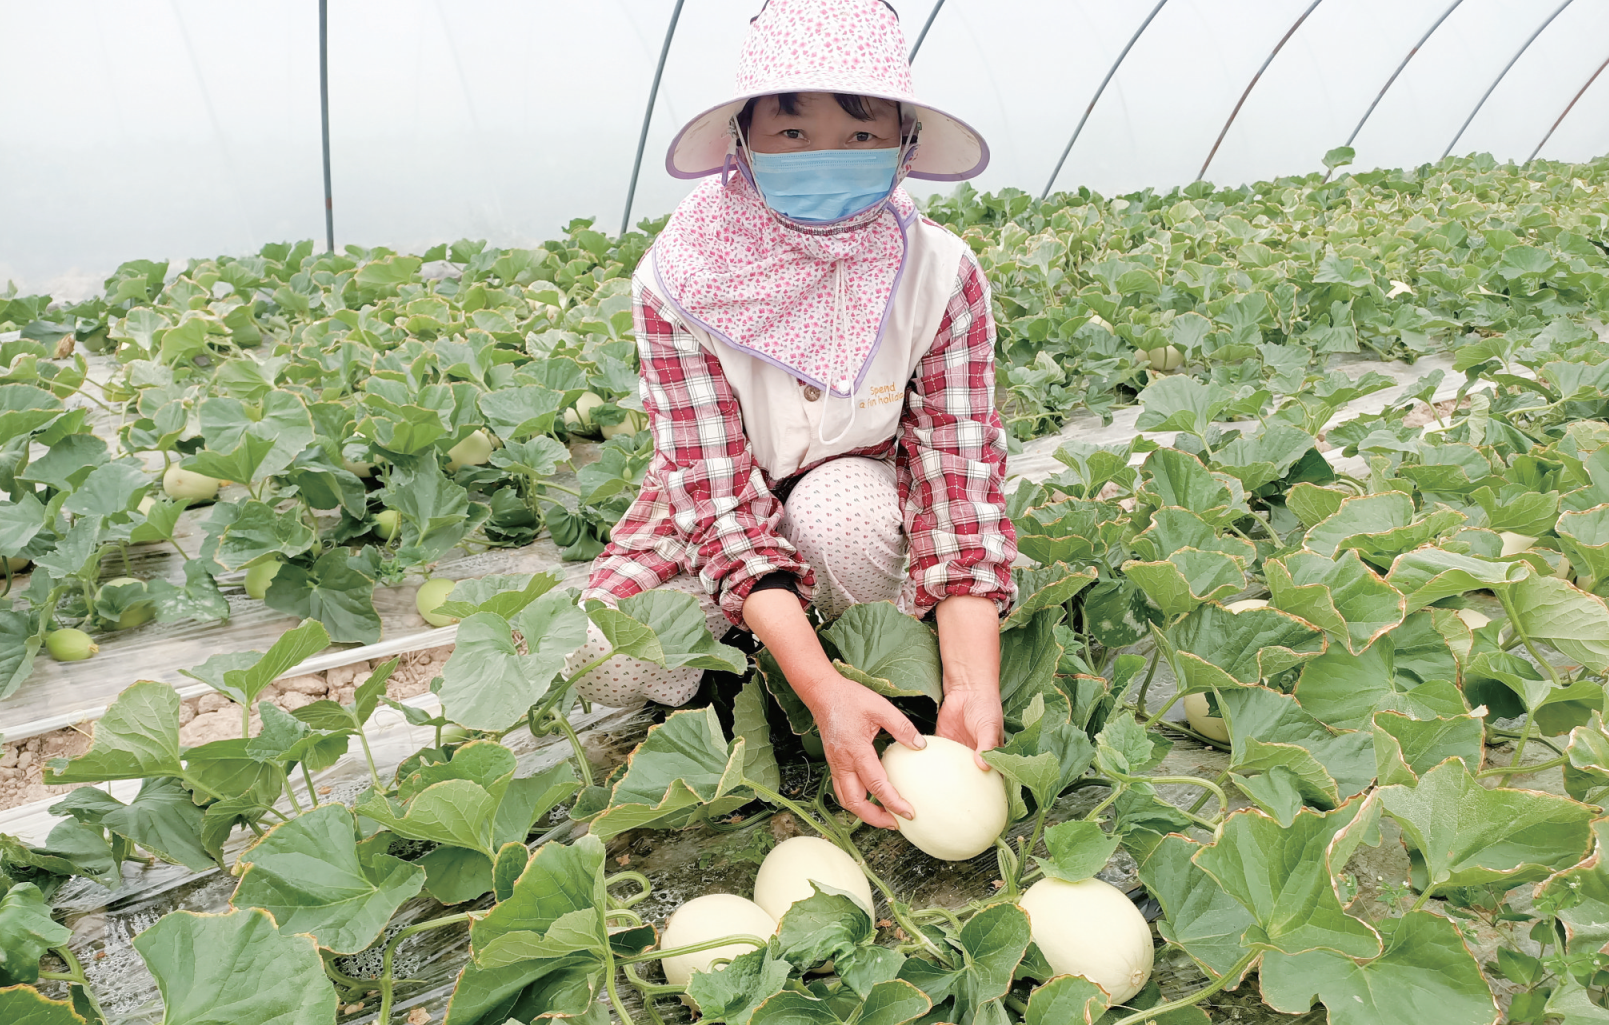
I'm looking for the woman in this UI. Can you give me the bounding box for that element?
[568,0,1016,831]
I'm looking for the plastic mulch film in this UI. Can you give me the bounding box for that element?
[7,347,1494,745]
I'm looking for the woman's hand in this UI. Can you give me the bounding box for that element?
[935,681,1003,770]
[808,674,926,830]
[934,595,1005,770]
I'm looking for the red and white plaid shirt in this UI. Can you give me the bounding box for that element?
[582,245,1017,627]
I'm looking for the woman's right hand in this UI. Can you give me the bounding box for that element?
[804,672,926,830]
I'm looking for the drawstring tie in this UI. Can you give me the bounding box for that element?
[816,259,859,447]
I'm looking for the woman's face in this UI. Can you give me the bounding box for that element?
[746,92,901,154]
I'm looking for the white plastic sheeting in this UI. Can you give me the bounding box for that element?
[4,0,1609,296]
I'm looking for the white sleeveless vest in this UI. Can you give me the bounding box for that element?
[637,210,972,480]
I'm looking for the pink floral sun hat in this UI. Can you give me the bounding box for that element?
[665,0,990,182]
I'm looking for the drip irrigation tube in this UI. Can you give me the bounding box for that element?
[1198,0,1324,182]
[1040,0,1170,201]
[1443,0,1573,160]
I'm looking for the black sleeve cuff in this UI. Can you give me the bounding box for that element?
[750,572,799,596]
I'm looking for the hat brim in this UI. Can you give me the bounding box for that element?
[665,88,989,182]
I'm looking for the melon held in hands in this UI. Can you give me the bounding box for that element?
[753,836,874,921]
[659,893,775,991]
[880,734,1008,861]
[1019,876,1154,1004]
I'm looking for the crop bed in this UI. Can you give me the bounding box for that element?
[3,151,1609,1024]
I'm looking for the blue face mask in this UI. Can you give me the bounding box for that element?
[748,147,902,223]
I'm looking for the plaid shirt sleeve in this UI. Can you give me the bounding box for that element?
[896,249,1018,617]
[581,280,815,626]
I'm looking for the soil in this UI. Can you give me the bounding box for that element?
[0,644,454,813]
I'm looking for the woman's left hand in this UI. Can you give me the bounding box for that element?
[935,681,1003,771]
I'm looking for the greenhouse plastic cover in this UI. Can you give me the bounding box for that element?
[6,0,1609,298]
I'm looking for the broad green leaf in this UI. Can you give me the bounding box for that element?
[589,707,746,840]
[61,461,148,520]
[1294,636,1465,731]
[1001,564,1096,632]
[468,835,605,968]
[0,884,71,985]
[1508,572,1609,673]
[131,908,337,1025]
[183,434,275,486]
[732,676,781,793]
[0,611,42,703]
[1193,799,1381,958]
[589,589,747,674]
[1128,506,1255,564]
[1304,492,1413,558]
[196,619,330,708]
[1384,548,1528,615]
[1231,765,1307,826]
[434,572,560,621]
[775,886,874,971]
[1023,974,1107,1025]
[897,902,1030,1022]
[44,680,183,783]
[1167,604,1327,692]
[685,947,791,1025]
[1215,686,1375,800]
[215,501,318,571]
[1563,716,1609,802]
[1122,549,1245,619]
[1371,711,1484,786]
[231,804,427,954]
[94,777,213,872]
[1138,834,1255,982]
[1379,759,1595,892]
[1259,911,1498,1025]
[1232,739,1340,808]
[1139,449,1247,527]
[477,385,564,440]
[438,612,567,731]
[1557,503,1609,589]
[1096,712,1169,776]
[355,779,499,857]
[823,601,943,703]
[1535,817,1609,956]
[0,986,87,1025]
[264,547,381,644]
[1033,820,1120,883]
[377,460,474,562]
[0,492,45,556]
[1134,376,1231,436]
[197,391,315,481]
[1265,550,1404,654]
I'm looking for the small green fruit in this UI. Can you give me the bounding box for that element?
[163,465,221,502]
[375,509,402,542]
[47,628,99,661]
[244,560,283,600]
[103,577,155,629]
[445,430,495,473]
[416,578,460,627]
[801,731,825,759]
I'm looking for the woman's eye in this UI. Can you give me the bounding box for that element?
[854,132,872,142]
[782,129,803,139]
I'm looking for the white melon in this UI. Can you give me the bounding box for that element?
[1453,608,1490,630]
[880,735,1008,861]
[1182,692,1230,743]
[752,836,874,922]
[1019,877,1154,1004]
[1224,598,1269,612]
[1499,532,1536,558]
[659,894,775,991]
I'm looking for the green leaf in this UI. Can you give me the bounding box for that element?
[468,835,605,969]
[0,492,45,557]
[96,777,213,872]
[215,501,318,571]
[589,707,747,840]
[822,602,943,703]
[1134,376,1231,436]
[775,886,874,971]
[61,461,148,520]
[1265,550,1404,655]
[1002,564,1097,631]
[0,611,42,703]
[587,590,746,674]
[202,619,330,708]
[0,884,71,985]
[1322,146,1355,170]
[897,902,1031,1022]
[377,460,474,562]
[131,908,337,1025]
[356,779,500,858]
[1294,635,1466,731]
[685,947,791,1025]
[1139,834,1257,982]
[1371,711,1484,787]
[1535,817,1609,955]
[231,804,427,954]
[1023,974,1107,1025]
[1385,548,1527,615]
[0,986,87,1025]
[1377,758,1595,891]
[1167,604,1327,692]
[1259,911,1497,1025]
[1193,799,1382,957]
[477,385,564,440]
[183,433,275,486]
[1123,549,1246,619]
[438,612,567,731]
[1507,573,1609,673]
[1215,687,1375,800]
[44,680,183,783]
[197,391,315,481]
[264,547,381,644]
[732,676,781,794]
[433,572,560,621]
[1304,492,1414,558]
[1033,820,1120,883]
